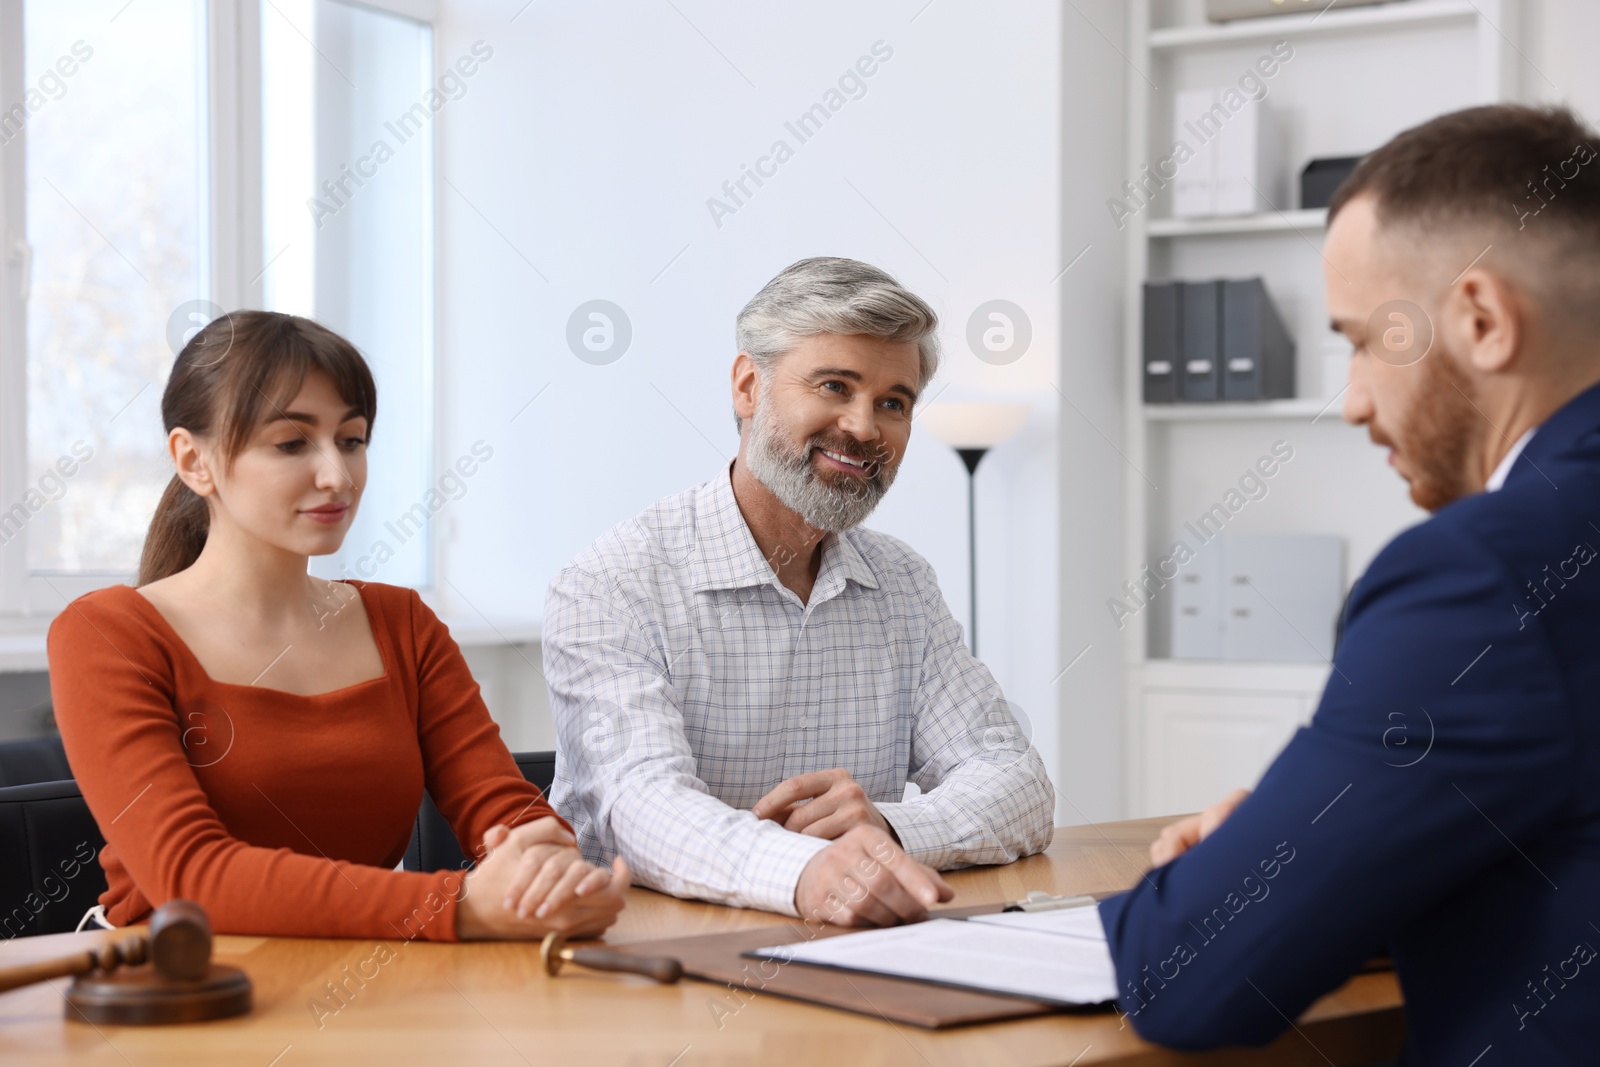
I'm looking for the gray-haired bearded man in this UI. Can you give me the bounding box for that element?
[545,257,1055,926]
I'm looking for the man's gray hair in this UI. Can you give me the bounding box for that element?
[734,258,940,428]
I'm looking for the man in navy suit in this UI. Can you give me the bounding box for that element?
[1100,104,1600,1063]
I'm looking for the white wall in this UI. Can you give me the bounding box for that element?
[1521,0,1600,118]
[427,1,1131,821]
[1052,3,1130,823]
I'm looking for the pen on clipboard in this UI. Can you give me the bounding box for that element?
[1003,891,1098,913]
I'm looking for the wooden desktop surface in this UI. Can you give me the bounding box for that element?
[0,816,1403,1066]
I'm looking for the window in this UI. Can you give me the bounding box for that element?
[2,0,208,600]
[0,0,435,612]
[262,0,435,591]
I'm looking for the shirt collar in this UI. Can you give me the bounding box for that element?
[687,464,881,595]
[818,524,881,596]
[1485,427,1536,492]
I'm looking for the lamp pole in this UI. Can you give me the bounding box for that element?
[920,401,1030,660]
[956,447,988,657]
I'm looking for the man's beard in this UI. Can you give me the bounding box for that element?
[1385,347,1484,512]
[743,390,897,532]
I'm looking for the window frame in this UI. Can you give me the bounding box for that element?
[0,0,440,618]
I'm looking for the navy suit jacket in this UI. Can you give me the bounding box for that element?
[1100,381,1600,1063]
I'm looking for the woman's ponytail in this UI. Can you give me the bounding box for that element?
[136,474,211,586]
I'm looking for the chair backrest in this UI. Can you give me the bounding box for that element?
[0,733,73,788]
[403,752,558,873]
[0,778,110,939]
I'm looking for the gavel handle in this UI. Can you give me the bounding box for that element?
[0,951,100,995]
[565,947,683,984]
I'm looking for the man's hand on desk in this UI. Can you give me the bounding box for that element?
[456,817,631,940]
[753,768,898,842]
[794,825,953,928]
[1149,788,1250,867]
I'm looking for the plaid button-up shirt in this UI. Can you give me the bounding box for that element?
[544,465,1054,915]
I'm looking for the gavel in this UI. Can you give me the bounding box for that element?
[0,900,252,1024]
[540,931,683,984]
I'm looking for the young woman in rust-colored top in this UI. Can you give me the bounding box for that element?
[47,311,628,941]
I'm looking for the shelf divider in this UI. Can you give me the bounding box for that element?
[1147,207,1327,238]
[1144,398,1342,422]
[1148,0,1478,51]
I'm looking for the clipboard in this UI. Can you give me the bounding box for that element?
[606,894,1112,1029]
[743,902,1118,1010]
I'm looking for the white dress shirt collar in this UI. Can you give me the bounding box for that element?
[687,463,881,596]
[1485,428,1536,492]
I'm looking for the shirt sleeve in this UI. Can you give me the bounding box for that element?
[873,557,1056,867]
[403,587,568,867]
[544,565,828,915]
[1095,520,1575,1049]
[48,592,475,942]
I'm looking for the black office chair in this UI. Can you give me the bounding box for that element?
[0,732,73,787]
[404,751,558,873]
[0,776,111,939]
[0,733,111,939]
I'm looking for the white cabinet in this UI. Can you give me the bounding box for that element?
[1131,661,1327,818]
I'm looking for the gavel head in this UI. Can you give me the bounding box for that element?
[146,900,213,982]
[62,899,250,1025]
[540,932,567,976]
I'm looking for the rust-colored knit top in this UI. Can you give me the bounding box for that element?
[46,581,564,941]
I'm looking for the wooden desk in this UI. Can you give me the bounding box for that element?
[0,817,1403,1066]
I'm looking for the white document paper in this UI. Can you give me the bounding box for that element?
[750,908,1120,1008]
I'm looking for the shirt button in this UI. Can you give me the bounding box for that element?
[799,718,811,729]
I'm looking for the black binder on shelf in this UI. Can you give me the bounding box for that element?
[1180,280,1222,402]
[1142,281,1181,403]
[1221,277,1295,401]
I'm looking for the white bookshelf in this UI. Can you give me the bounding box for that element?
[1117,0,1519,817]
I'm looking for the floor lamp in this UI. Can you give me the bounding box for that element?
[919,403,1030,657]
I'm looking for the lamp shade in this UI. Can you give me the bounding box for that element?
[918,402,1031,450]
